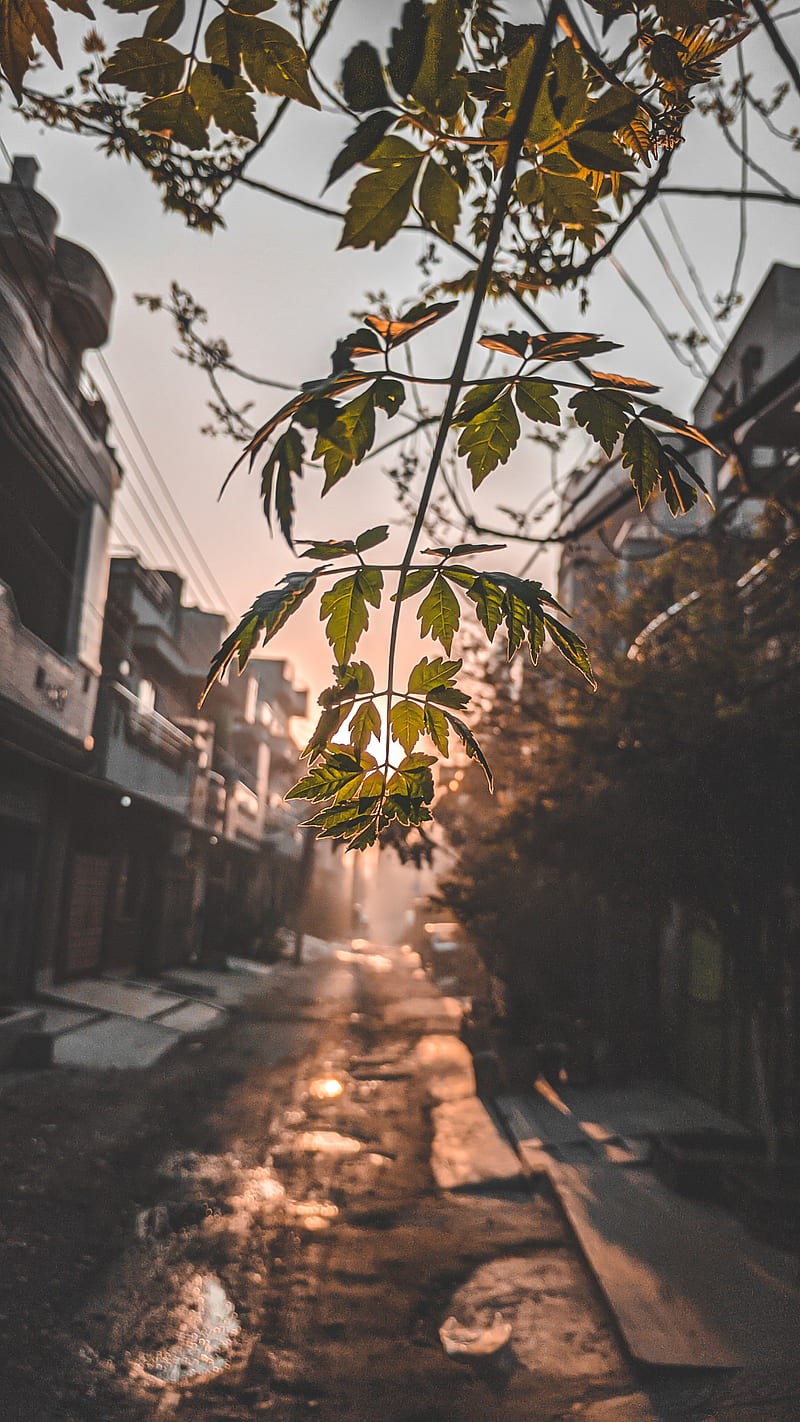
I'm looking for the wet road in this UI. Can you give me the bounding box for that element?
[1,938,799,1420]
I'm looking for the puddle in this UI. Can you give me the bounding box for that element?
[444,1255,620,1376]
[286,1199,339,1231]
[336,948,392,972]
[133,1273,239,1384]
[295,1130,364,1156]
[308,1075,345,1101]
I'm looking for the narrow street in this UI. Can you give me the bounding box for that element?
[1,936,799,1422]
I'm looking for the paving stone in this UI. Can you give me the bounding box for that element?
[52,1017,180,1070]
[154,1002,226,1033]
[45,979,184,1020]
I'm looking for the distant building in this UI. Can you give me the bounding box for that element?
[557,262,800,634]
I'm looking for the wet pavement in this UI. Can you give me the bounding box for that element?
[1,936,800,1420]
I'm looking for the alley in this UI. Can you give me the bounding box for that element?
[1,938,800,1422]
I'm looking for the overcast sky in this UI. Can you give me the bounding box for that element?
[1,0,798,707]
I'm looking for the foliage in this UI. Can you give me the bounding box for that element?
[440,526,800,1055]
[0,0,755,846]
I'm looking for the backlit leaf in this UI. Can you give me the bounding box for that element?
[407,655,462,693]
[570,387,632,456]
[340,143,423,250]
[320,567,383,664]
[457,389,520,488]
[417,572,461,653]
[453,381,507,425]
[515,378,561,426]
[567,129,636,174]
[478,330,529,358]
[201,570,318,704]
[101,36,185,94]
[442,712,493,788]
[189,61,258,139]
[390,698,426,754]
[355,524,390,552]
[136,89,207,147]
[144,0,184,41]
[364,298,457,347]
[418,157,461,241]
[466,574,504,640]
[1,0,63,99]
[350,700,381,753]
[411,0,462,115]
[543,615,596,687]
[424,705,450,756]
[621,418,661,508]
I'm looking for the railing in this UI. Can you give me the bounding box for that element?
[112,681,195,761]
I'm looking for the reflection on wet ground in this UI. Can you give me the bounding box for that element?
[132,1273,239,1384]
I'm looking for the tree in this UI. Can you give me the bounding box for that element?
[1,0,777,848]
[440,520,800,1138]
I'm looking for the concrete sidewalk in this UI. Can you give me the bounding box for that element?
[16,957,281,1073]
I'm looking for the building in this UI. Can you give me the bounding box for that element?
[0,156,118,1000]
[0,158,313,1018]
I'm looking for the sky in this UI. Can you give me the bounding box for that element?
[1,0,798,712]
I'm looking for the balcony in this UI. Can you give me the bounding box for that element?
[225,777,264,846]
[97,682,199,816]
[0,580,98,754]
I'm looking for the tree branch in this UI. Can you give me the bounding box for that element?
[750,0,800,102]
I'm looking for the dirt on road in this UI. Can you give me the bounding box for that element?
[0,938,793,1422]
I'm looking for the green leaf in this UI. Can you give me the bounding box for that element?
[583,83,640,132]
[502,590,528,659]
[287,750,367,804]
[442,712,493,789]
[260,425,303,544]
[320,567,383,664]
[588,369,660,393]
[411,0,462,115]
[355,524,390,552]
[297,538,355,560]
[189,61,258,139]
[318,661,375,708]
[417,572,460,653]
[342,40,389,110]
[407,655,462,693]
[351,700,381,753]
[538,171,603,230]
[477,330,529,358]
[243,19,319,107]
[100,36,185,95]
[637,403,720,453]
[144,0,184,41]
[543,614,596,687]
[549,36,591,130]
[395,567,435,602]
[390,698,426,754]
[569,387,632,456]
[424,705,450,756]
[453,381,507,425]
[621,418,661,508]
[339,142,423,250]
[372,377,405,416]
[418,157,461,241]
[387,0,427,97]
[427,683,470,710]
[515,378,561,426]
[302,706,348,762]
[313,385,377,491]
[567,129,636,174]
[466,574,504,640]
[201,570,318,704]
[325,110,394,190]
[422,542,506,558]
[457,390,520,488]
[135,89,208,147]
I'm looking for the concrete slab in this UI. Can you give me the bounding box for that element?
[496,1092,589,1147]
[561,1081,749,1140]
[431,1096,525,1190]
[546,1161,800,1367]
[160,967,265,1009]
[153,1001,226,1034]
[52,1016,180,1070]
[38,1005,101,1034]
[45,979,184,1020]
